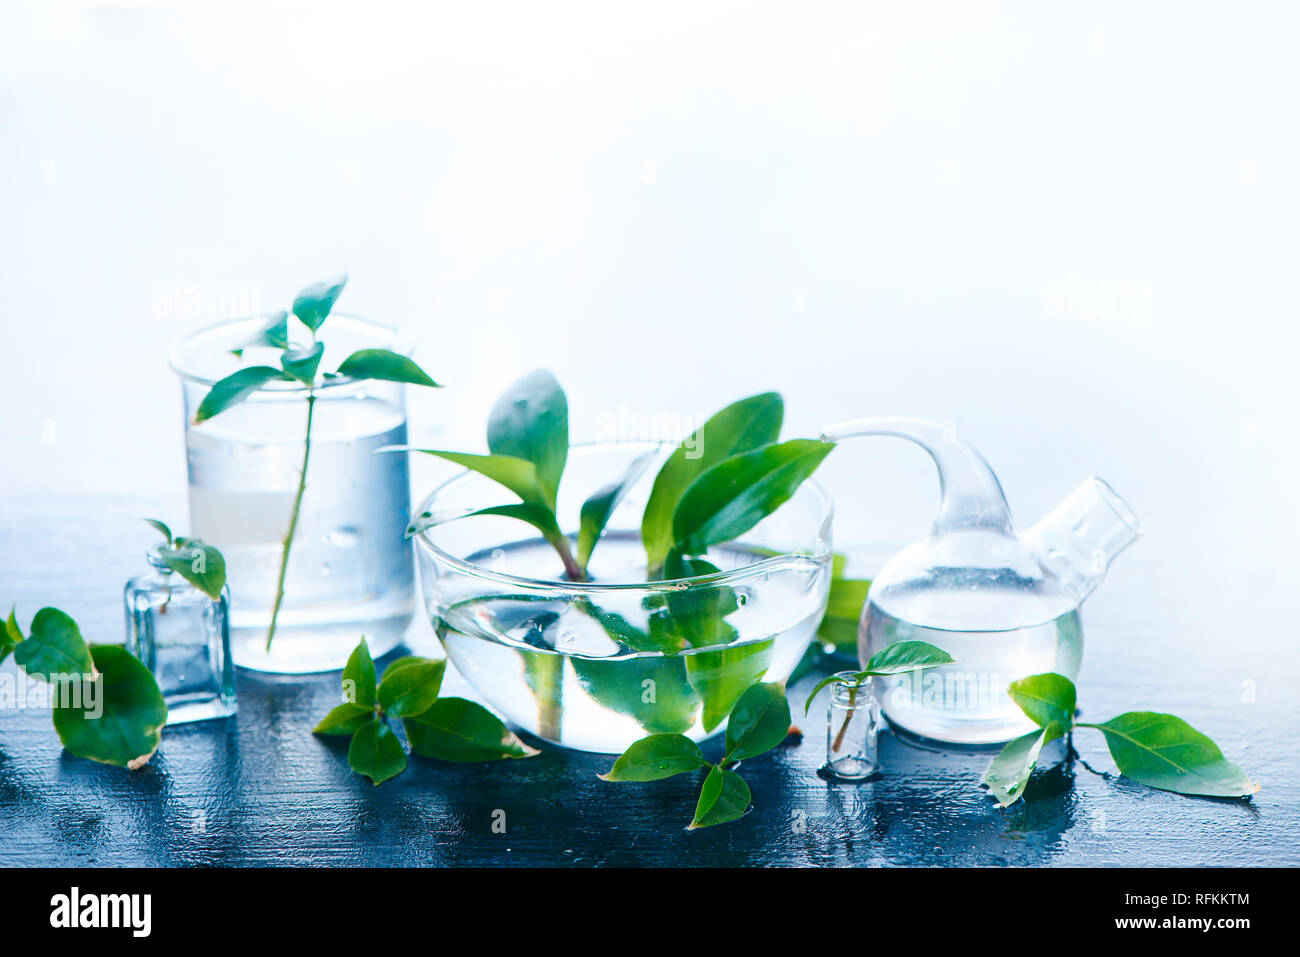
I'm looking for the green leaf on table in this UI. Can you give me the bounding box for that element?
[1084,712,1257,798]
[280,341,324,386]
[403,450,551,508]
[142,518,173,545]
[51,644,167,769]
[671,439,834,555]
[347,720,407,785]
[313,702,376,736]
[599,733,710,782]
[404,697,540,762]
[486,369,568,508]
[13,607,95,681]
[804,640,953,715]
[376,656,445,718]
[724,681,791,762]
[336,348,440,387]
[1009,672,1077,732]
[231,311,289,355]
[292,275,347,332]
[685,639,773,733]
[982,722,1065,807]
[342,640,377,708]
[817,577,871,649]
[690,766,751,829]
[1,606,22,665]
[158,540,227,601]
[642,392,784,571]
[193,366,286,423]
[577,450,656,571]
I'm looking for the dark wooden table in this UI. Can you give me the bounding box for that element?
[2,497,1295,867]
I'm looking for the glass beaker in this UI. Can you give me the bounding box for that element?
[170,315,415,673]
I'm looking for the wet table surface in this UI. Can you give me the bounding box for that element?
[1,497,1296,868]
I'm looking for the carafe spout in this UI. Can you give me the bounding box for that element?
[819,417,1014,536]
[1023,476,1141,602]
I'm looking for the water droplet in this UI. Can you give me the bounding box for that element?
[326,526,362,548]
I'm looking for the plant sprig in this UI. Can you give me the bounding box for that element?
[314,639,539,785]
[803,639,955,716]
[600,681,794,829]
[982,672,1258,807]
[401,373,833,585]
[2,605,167,769]
[142,517,227,600]
[192,276,442,650]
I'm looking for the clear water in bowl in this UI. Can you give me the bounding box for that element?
[435,533,826,753]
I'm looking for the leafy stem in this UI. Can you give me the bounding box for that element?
[600,681,794,829]
[266,387,314,651]
[192,276,441,650]
[314,639,538,784]
[982,672,1257,807]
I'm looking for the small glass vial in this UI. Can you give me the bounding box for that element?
[124,547,236,724]
[823,672,879,781]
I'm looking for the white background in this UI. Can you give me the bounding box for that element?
[2,1,1296,606]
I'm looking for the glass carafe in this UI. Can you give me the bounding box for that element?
[821,418,1140,745]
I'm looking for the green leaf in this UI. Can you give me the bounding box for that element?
[1083,712,1257,798]
[342,640,377,708]
[51,644,167,769]
[13,607,95,681]
[404,698,541,762]
[280,341,324,386]
[577,450,656,571]
[690,766,751,829]
[671,439,834,555]
[599,733,710,782]
[193,366,286,423]
[142,518,172,545]
[231,311,289,354]
[862,640,955,675]
[376,656,445,718]
[404,450,551,507]
[817,577,870,649]
[1008,672,1077,731]
[723,682,791,762]
[347,720,407,785]
[336,348,440,387]
[572,655,700,735]
[1,605,22,665]
[408,502,564,549]
[158,540,227,601]
[642,392,784,570]
[646,553,740,653]
[982,723,1065,807]
[313,703,376,736]
[486,369,568,508]
[685,639,773,733]
[292,275,347,332]
[804,640,953,715]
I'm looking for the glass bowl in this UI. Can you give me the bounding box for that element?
[413,442,833,753]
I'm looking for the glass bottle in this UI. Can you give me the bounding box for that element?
[124,547,236,724]
[823,672,879,781]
